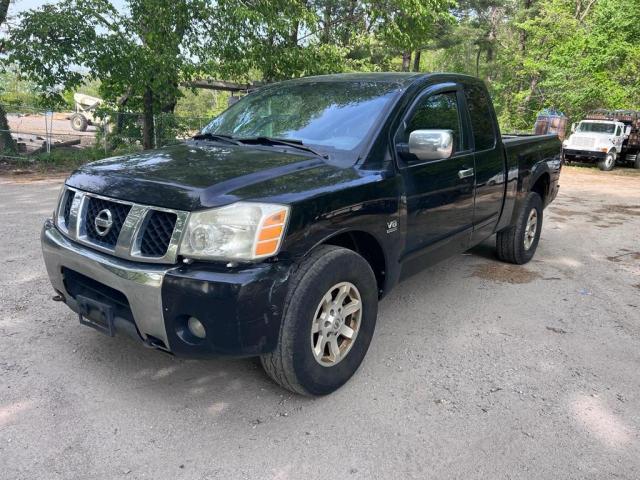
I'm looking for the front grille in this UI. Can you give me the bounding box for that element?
[573,137,595,147]
[84,197,131,247]
[140,211,177,257]
[57,187,187,263]
[62,190,75,227]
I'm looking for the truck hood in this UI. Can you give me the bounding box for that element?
[66,141,362,211]
[566,133,612,149]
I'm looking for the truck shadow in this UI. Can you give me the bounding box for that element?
[70,243,497,415]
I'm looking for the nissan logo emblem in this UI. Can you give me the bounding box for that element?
[94,209,114,237]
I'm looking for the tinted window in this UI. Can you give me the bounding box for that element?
[203,81,400,156]
[465,85,496,150]
[399,92,462,153]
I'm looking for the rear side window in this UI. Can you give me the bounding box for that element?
[398,92,462,154]
[465,85,496,150]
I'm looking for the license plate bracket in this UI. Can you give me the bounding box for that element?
[77,295,115,337]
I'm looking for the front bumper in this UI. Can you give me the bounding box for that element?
[41,220,292,357]
[563,149,607,161]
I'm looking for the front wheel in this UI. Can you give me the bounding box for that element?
[598,151,616,171]
[70,113,88,132]
[261,245,378,396]
[496,191,543,265]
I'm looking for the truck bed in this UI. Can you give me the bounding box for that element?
[502,133,559,147]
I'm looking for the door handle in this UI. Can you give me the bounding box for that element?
[458,168,474,179]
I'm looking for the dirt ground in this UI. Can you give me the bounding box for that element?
[6,113,98,153]
[0,166,639,479]
[7,112,98,136]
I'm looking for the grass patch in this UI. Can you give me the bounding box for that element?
[563,164,640,177]
[1,144,142,175]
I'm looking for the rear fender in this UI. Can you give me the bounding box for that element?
[506,159,551,228]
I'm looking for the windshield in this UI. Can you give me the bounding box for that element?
[201,80,401,159]
[577,122,616,134]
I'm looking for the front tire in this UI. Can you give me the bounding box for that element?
[598,151,616,171]
[261,245,378,396]
[70,113,88,132]
[496,191,543,265]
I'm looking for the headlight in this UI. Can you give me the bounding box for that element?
[179,202,289,261]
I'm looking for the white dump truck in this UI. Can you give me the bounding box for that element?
[563,110,640,171]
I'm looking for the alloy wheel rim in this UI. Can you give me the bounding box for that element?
[524,208,538,250]
[310,282,362,367]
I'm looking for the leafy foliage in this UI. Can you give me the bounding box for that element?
[4,0,640,148]
[0,0,17,154]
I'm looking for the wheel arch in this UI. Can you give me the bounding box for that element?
[307,229,388,298]
[530,171,551,205]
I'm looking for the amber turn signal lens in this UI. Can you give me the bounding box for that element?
[258,225,283,242]
[263,210,287,227]
[255,239,279,256]
[254,209,288,257]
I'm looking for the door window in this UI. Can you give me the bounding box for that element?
[398,92,463,156]
[464,85,496,150]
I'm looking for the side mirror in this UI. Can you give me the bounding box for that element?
[571,123,576,133]
[625,125,632,137]
[407,129,453,161]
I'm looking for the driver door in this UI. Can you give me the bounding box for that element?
[397,86,476,275]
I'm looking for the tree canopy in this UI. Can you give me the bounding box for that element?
[3,0,639,149]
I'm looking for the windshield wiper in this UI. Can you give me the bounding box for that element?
[192,132,241,145]
[237,136,328,159]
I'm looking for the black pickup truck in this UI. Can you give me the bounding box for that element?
[42,73,561,395]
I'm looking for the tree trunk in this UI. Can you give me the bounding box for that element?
[519,0,534,54]
[401,52,412,72]
[0,104,17,156]
[290,20,299,46]
[485,6,500,82]
[322,4,332,43]
[142,88,155,150]
[412,50,422,72]
[518,76,539,120]
[0,0,18,156]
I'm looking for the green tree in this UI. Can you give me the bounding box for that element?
[370,0,455,71]
[8,0,209,148]
[8,0,352,149]
[0,0,17,155]
[495,0,640,129]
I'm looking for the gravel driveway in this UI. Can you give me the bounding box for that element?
[1,166,639,480]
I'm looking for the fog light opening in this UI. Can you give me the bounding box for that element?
[187,317,207,339]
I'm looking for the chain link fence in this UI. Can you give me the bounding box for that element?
[0,104,212,162]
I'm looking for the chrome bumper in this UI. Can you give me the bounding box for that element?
[41,219,173,348]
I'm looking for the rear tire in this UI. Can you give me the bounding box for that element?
[496,191,543,265]
[260,245,378,396]
[598,151,616,171]
[70,113,88,132]
[634,153,640,169]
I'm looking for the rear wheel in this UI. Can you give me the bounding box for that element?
[496,191,543,265]
[70,113,88,132]
[634,153,640,169]
[598,151,616,171]
[260,245,378,396]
